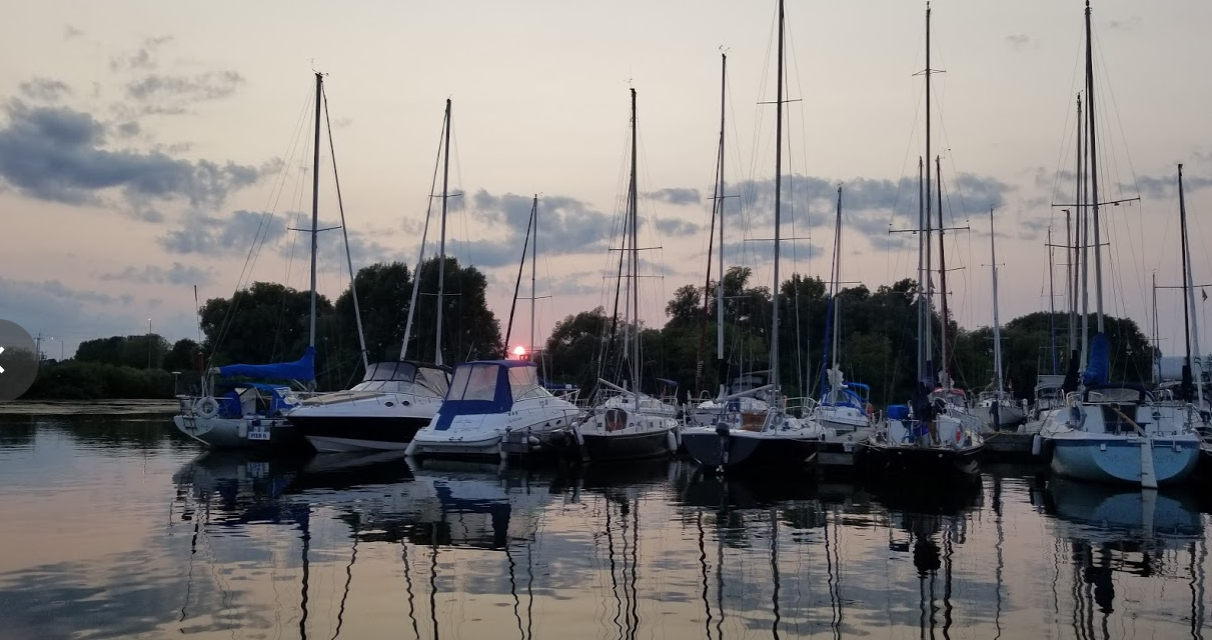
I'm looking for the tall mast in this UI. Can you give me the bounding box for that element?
[989,208,1004,396]
[917,157,925,383]
[1179,164,1204,406]
[322,83,369,371]
[832,187,843,374]
[1071,95,1081,357]
[308,72,322,352]
[531,195,538,361]
[771,0,786,403]
[936,155,950,387]
[629,87,641,395]
[923,2,935,379]
[1047,225,1057,374]
[435,98,452,366]
[1152,272,1159,385]
[715,53,728,397]
[1085,0,1104,333]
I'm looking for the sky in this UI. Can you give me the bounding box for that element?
[2,0,1211,363]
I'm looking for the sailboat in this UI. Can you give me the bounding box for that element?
[973,208,1027,431]
[408,197,583,460]
[812,187,876,450]
[687,52,772,430]
[286,99,458,452]
[1037,2,1201,487]
[862,3,983,473]
[680,0,826,472]
[557,88,681,463]
[174,73,337,450]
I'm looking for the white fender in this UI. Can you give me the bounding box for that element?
[194,396,219,419]
[666,429,677,453]
[405,439,418,457]
[1031,434,1043,457]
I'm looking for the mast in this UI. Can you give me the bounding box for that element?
[629,87,641,396]
[321,83,369,372]
[820,185,843,402]
[832,187,842,374]
[1179,164,1203,406]
[1047,225,1057,374]
[923,3,935,381]
[1152,272,1159,385]
[1070,94,1081,359]
[715,53,728,397]
[917,157,925,384]
[771,0,786,405]
[503,196,536,353]
[308,72,322,353]
[1085,0,1104,333]
[435,99,452,366]
[989,208,1004,396]
[531,195,538,361]
[936,155,950,388]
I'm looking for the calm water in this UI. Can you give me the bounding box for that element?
[1,410,1210,640]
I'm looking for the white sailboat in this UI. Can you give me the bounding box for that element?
[973,208,1027,431]
[680,0,826,472]
[686,52,772,431]
[1038,2,1201,488]
[560,87,681,463]
[173,73,338,450]
[863,3,983,473]
[287,99,458,452]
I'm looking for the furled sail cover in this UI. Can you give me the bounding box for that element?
[216,346,315,381]
[1081,333,1110,387]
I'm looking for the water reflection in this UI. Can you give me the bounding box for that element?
[1,414,1211,640]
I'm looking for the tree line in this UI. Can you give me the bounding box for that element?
[26,258,1151,403]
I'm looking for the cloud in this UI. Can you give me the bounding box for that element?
[0,101,263,211]
[1004,34,1034,50]
[159,210,286,255]
[98,262,217,286]
[655,217,702,237]
[63,25,84,40]
[646,187,701,206]
[1128,172,1212,199]
[470,190,618,258]
[18,77,72,102]
[125,71,245,110]
[109,36,173,72]
[159,210,393,274]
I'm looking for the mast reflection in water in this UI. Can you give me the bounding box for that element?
[0,413,1210,639]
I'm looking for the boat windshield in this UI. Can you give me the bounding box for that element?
[351,362,449,397]
[448,363,502,402]
[508,365,551,401]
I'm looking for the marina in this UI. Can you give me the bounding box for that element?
[1,408,1210,639]
[4,1,1212,637]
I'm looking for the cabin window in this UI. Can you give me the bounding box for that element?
[449,364,500,402]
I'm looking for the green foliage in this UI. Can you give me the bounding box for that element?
[76,334,170,369]
[27,361,175,400]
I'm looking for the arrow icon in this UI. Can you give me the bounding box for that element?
[0,346,5,374]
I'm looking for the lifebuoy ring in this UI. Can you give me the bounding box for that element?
[194,396,220,419]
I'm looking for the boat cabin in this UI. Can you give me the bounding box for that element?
[433,361,553,430]
[214,383,301,418]
[349,361,451,397]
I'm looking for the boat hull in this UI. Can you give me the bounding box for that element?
[577,428,674,461]
[860,441,982,475]
[817,427,874,468]
[973,404,1027,431]
[290,416,432,452]
[173,415,305,450]
[1050,435,1200,486]
[681,428,819,472]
